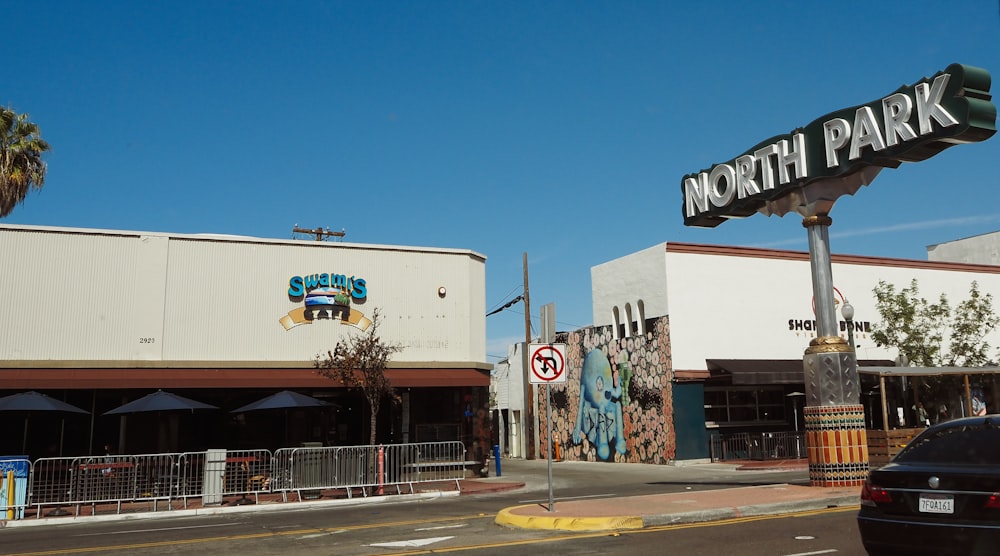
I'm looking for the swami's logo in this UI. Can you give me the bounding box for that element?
[279,273,371,331]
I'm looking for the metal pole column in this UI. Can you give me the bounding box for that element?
[801,213,868,487]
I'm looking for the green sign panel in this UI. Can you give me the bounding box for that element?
[682,63,997,228]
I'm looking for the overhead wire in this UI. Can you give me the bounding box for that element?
[487,284,523,314]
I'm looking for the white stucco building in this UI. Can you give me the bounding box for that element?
[495,240,1000,464]
[1,224,491,457]
[928,230,1000,266]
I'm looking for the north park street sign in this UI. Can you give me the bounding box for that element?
[681,63,997,228]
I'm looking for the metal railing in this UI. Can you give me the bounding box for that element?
[10,441,467,520]
[710,432,805,462]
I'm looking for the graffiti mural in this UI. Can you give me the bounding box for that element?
[541,317,676,464]
[572,349,626,459]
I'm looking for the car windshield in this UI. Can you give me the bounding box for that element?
[894,421,1000,465]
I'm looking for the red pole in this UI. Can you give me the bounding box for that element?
[378,445,385,495]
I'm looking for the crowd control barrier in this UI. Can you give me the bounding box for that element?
[6,441,467,520]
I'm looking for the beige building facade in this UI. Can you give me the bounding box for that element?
[1,224,490,457]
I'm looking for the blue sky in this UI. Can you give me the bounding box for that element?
[4,1,999,362]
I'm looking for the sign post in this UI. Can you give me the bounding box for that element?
[679,63,996,487]
[530,333,565,512]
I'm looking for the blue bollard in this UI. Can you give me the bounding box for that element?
[493,444,502,477]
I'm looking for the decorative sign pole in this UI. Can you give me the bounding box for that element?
[681,64,996,487]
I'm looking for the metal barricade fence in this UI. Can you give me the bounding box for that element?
[222,449,272,503]
[710,432,805,462]
[131,453,181,507]
[755,432,799,460]
[1,457,31,520]
[176,451,206,508]
[12,442,472,520]
[73,454,139,511]
[330,445,376,491]
[414,440,466,482]
[27,457,75,517]
[270,448,294,495]
[382,443,421,492]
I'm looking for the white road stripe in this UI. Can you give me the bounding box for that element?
[414,524,468,531]
[369,536,454,548]
[76,522,243,536]
[784,550,838,556]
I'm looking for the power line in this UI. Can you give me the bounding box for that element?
[486,295,523,317]
[487,284,523,313]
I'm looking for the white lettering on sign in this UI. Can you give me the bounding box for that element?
[680,64,995,228]
[684,133,807,218]
[823,73,959,168]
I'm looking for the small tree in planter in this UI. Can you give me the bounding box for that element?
[315,309,400,445]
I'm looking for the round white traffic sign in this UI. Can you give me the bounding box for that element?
[529,344,566,384]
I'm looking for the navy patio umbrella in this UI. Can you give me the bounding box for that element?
[231,390,331,413]
[103,390,218,415]
[0,391,89,455]
[104,390,218,453]
[231,391,335,449]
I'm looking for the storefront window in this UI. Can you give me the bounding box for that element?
[704,386,787,426]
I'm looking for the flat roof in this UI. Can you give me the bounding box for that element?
[859,366,1000,377]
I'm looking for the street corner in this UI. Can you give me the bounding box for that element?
[495,504,643,532]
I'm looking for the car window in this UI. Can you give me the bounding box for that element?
[893,423,1000,465]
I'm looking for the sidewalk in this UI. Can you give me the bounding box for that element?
[1,458,862,532]
[483,458,860,532]
[494,482,860,532]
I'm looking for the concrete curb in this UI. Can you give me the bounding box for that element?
[642,495,861,526]
[0,490,460,529]
[495,494,861,532]
[460,482,525,495]
[495,505,643,532]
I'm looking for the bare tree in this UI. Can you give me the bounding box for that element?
[314,309,401,445]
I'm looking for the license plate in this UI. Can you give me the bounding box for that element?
[919,493,954,514]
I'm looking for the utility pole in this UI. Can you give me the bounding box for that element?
[522,252,538,459]
[292,225,346,241]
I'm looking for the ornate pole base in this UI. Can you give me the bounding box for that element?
[804,404,869,487]
[802,337,870,487]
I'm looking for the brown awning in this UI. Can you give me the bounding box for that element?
[0,367,490,389]
[707,359,894,385]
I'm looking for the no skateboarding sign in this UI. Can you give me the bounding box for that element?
[529,343,567,384]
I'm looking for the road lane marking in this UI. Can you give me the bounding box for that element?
[784,550,837,556]
[75,523,243,536]
[4,514,496,556]
[6,506,859,556]
[390,506,860,555]
[414,524,468,531]
[370,536,454,548]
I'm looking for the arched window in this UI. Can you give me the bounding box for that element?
[637,299,646,335]
[612,306,623,339]
[625,303,634,337]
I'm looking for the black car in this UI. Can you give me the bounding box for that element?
[857,415,1000,555]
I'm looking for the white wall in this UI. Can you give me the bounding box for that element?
[591,243,669,332]
[592,243,1000,373]
[0,224,487,366]
[491,343,526,411]
[928,231,1000,266]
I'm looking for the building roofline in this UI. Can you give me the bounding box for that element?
[0,223,487,262]
[664,241,1000,274]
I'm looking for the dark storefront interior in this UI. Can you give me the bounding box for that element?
[1,384,489,459]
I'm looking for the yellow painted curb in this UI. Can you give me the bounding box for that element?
[495,505,643,532]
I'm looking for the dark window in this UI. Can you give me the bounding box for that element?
[894,423,1000,465]
[704,386,786,425]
